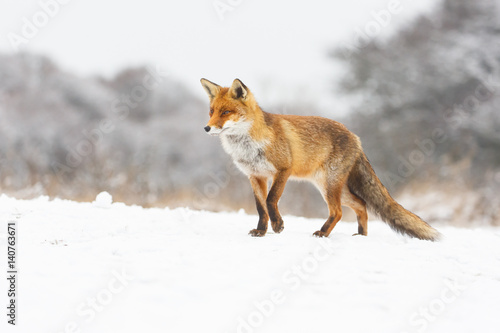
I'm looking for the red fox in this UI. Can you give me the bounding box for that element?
[200,78,440,241]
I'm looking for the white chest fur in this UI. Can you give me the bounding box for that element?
[220,134,276,177]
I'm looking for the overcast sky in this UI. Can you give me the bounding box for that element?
[0,0,437,113]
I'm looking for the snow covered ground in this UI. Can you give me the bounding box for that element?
[1,193,500,333]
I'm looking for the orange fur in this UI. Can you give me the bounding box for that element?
[200,78,440,240]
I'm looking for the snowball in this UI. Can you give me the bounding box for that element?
[93,191,113,209]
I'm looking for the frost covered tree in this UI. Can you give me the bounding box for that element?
[332,0,500,224]
[0,53,324,216]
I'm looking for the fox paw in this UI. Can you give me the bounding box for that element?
[352,233,367,236]
[313,230,327,237]
[249,229,266,237]
[271,220,284,234]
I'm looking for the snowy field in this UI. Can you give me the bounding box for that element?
[1,193,500,333]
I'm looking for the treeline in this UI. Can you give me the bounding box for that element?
[333,0,500,224]
[1,0,499,224]
[0,53,325,216]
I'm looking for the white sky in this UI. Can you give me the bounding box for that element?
[0,0,438,114]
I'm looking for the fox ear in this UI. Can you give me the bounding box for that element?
[200,78,221,101]
[229,79,248,100]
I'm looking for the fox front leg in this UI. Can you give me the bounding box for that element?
[248,176,268,237]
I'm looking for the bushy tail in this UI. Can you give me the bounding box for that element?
[348,153,440,241]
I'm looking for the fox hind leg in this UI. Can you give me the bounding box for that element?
[341,185,368,236]
[313,177,344,238]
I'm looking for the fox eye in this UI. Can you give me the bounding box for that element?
[209,109,214,116]
[222,110,231,116]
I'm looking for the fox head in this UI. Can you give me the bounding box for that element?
[200,78,256,136]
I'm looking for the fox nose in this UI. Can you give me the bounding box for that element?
[204,126,211,132]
